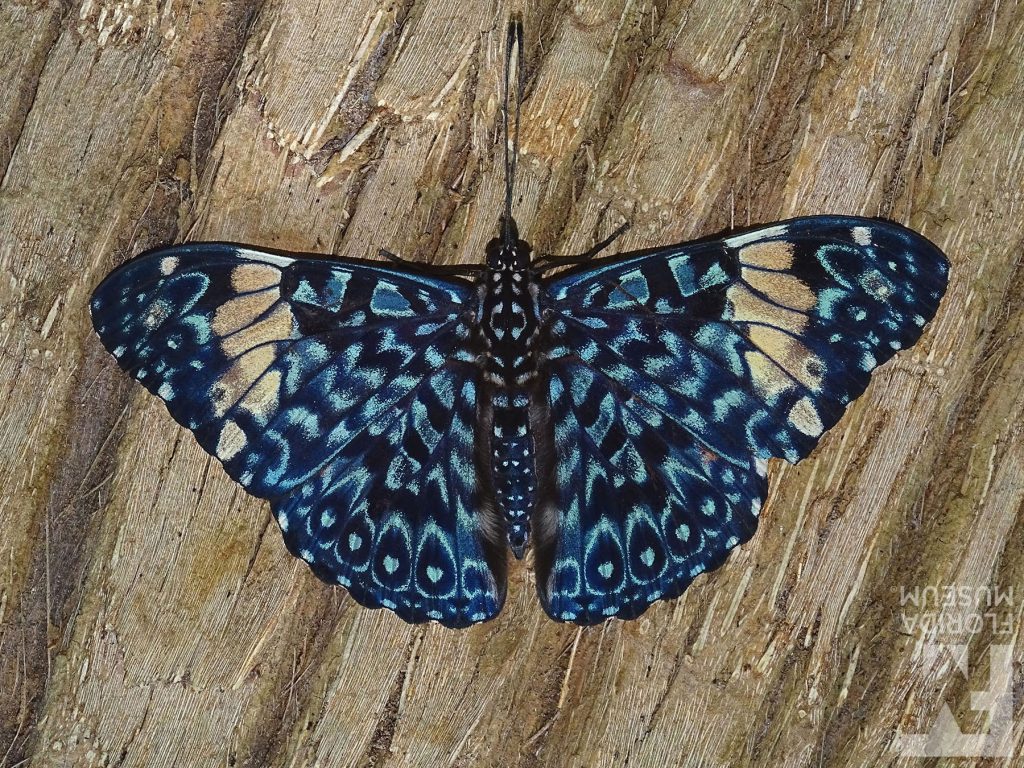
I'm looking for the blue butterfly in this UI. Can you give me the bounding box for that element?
[90,23,949,627]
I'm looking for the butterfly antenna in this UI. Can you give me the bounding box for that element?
[502,18,524,250]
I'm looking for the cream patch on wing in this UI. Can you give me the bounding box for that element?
[143,298,173,330]
[861,269,894,301]
[219,303,294,359]
[747,325,824,391]
[789,396,824,436]
[211,288,280,337]
[236,248,295,267]
[852,226,871,246]
[725,224,787,248]
[238,368,283,421]
[216,420,247,460]
[741,269,817,313]
[212,345,278,416]
[744,350,793,401]
[726,283,808,335]
[232,263,281,293]
[737,240,794,270]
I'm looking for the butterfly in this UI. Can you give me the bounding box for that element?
[90,21,949,627]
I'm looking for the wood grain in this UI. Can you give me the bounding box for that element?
[2,1,1022,766]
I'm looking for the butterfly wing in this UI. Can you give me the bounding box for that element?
[534,216,948,623]
[91,244,506,627]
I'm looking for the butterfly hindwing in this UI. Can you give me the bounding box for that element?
[91,244,506,627]
[531,357,768,623]
[535,216,948,623]
[273,362,507,626]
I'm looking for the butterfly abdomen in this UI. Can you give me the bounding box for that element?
[491,390,535,557]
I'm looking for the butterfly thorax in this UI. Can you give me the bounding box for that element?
[480,227,540,557]
[480,227,540,384]
[479,270,540,381]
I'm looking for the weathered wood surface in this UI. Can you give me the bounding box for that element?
[1,1,1022,766]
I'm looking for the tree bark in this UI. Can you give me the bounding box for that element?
[2,1,1022,766]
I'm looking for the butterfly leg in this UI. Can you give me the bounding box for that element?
[534,222,630,270]
[379,247,405,263]
[379,248,487,278]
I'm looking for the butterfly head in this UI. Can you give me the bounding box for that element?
[487,216,532,271]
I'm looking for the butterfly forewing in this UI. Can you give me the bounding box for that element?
[533,216,948,624]
[91,244,506,627]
